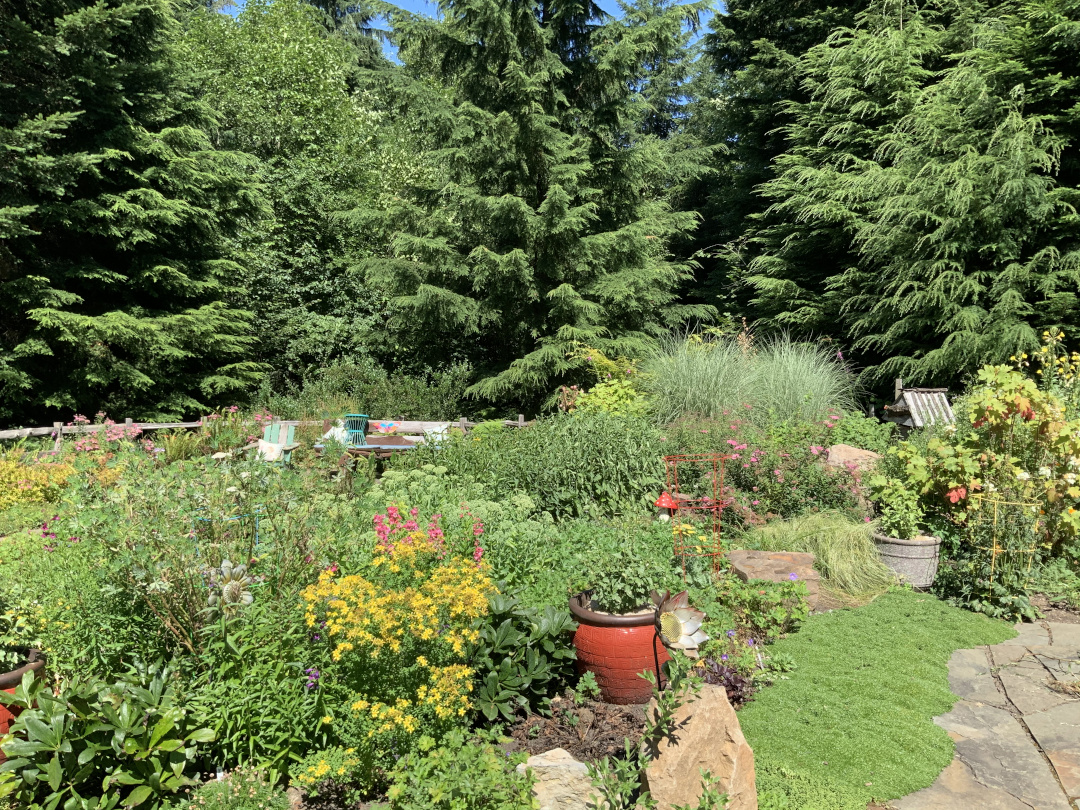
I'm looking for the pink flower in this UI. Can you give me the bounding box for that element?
[810,445,824,455]
[752,500,759,505]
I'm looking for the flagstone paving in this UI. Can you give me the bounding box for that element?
[892,622,1079,810]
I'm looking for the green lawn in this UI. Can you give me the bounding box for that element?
[741,588,1015,810]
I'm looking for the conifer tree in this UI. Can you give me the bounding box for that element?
[743,0,1080,387]
[358,0,714,403]
[0,0,262,423]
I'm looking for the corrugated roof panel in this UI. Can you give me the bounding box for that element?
[905,391,955,427]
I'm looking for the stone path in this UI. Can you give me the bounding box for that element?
[893,622,1080,810]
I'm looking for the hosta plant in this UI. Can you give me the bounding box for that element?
[0,661,214,810]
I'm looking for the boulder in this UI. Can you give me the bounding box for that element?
[726,549,820,610]
[642,684,756,810]
[517,747,601,810]
[825,444,882,473]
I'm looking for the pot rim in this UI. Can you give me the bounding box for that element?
[568,592,656,627]
[872,532,942,547]
[0,648,45,690]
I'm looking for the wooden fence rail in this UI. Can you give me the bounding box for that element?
[0,415,531,442]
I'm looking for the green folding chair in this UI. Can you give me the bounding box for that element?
[244,422,300,464]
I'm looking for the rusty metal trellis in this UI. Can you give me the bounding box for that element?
[663,453,732,576]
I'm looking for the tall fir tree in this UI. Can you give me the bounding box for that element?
[0,0,264,423]
[356,0,714,405]
[687,0,867,299]
[743,0,1080,387]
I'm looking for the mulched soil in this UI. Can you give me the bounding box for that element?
[1031,593,1080,624]
[506,692,647,763]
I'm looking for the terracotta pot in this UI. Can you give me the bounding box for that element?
[569,593,669,705]
[0,649,45,763]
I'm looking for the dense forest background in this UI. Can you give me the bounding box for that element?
[3,0,1080,425]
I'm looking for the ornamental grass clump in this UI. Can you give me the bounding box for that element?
[742,512,896,595]
[642,332,857,427]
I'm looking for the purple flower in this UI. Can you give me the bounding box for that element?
[721,654,728,661]
[747,638,755,647]
[788,572,798,581]
[726,630,736,638]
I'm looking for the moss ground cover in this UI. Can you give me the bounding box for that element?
[741,589,1015,810]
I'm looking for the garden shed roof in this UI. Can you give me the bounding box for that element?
[884,385,955,428]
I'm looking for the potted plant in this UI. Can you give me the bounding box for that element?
[568,552,707,704]
[870,477,942,588]
[0,606,45,763]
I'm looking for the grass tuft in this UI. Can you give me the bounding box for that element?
[642,334,857,427]
[741,512,895,596]
[742,589,1015,809]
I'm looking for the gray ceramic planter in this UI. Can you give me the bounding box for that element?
[873,532,941,588]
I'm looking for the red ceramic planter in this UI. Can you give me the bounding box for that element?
[0,649,45,764]
[569,593,669,705]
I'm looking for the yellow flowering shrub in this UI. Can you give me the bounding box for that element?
[0,456,75,510]
[300,506,497,792]
[290,746,364,790]
[301,530,493,661]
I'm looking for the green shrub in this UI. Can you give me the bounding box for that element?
[177,768,289,810]
[257,358,472,421]
[661,417,866,525]
[742,513,895,595]
[0,661,215,810]
[386,731,534,810]
[394,413,664,519]
[642,334,857,427]
[470,592,577,722]
[829,410,895,454]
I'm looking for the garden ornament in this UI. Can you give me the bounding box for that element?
[652,589,708,658]
[208,559,254,616]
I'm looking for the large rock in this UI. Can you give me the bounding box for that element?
[726,549,820,610]
[825,444,882,473]
[642,684,756,810]
[517,748,600,810]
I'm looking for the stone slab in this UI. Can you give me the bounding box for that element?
[947,648,1007,708]
[726,549,820,610]
[989,642,1030,666]
[825,444,882,472]
[936,700,1072,810]
[999,622,1050,647]
[999,659,1074,716]
[893,758,1034,810]
[1025,702,1080,800]
[1028,646,1080,683]
[1048,622,1080,651]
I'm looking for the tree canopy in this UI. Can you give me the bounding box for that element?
[4,0,1080,424]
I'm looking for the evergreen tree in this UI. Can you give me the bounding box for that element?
[0,0,262,423]
[688,0,867,295]
[358,0,714,404]
[744,0,1080,387]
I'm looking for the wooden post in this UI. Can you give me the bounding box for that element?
[894,378,903,402]
[517,413,524,427]
[459,417,468,433]
[52,422,63,453]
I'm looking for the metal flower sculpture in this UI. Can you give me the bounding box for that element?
[208,559,254,617]
[652,589,708,658]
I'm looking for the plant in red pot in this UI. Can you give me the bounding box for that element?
[569,552,708,704]
[0,607,45,763]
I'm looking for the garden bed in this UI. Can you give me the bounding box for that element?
[506,693,647,762]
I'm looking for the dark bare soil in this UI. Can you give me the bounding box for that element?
[1032,593,1080,624]
[507,693,647,763]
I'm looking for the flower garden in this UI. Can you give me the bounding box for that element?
[0,336,1078,810]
